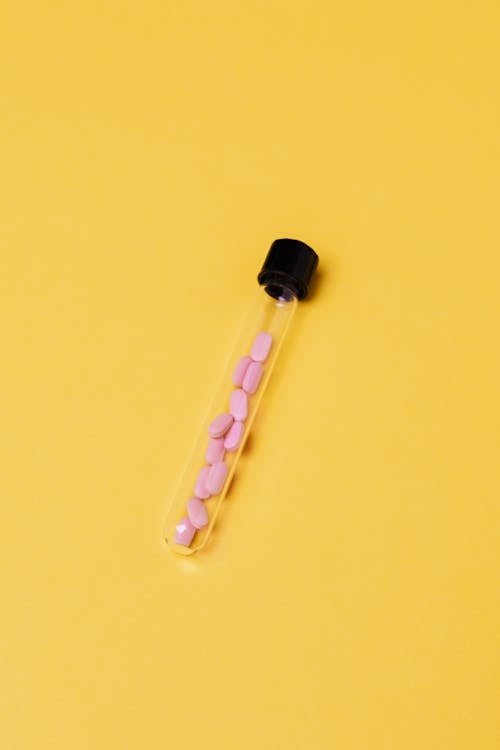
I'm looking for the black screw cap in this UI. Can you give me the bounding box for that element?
[258,238,319,300]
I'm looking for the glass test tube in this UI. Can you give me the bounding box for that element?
[164,238,319,555]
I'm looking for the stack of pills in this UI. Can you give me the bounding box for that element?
[174,331,273,547]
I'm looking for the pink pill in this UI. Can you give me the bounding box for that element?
[230,388,248,421]
[174,517,196,546]
[187,497,209,529]
[242,361,264,394]
[232,355,252,387]
[194,465,211,499]
[224,420,244,452]
[250,332,273,362]
[206,461,228,495]
[208,412,234,438]
[206,437,225,464]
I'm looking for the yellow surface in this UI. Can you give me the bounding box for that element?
[0,2,499,748]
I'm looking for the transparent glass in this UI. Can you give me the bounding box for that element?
[164,284,298,555]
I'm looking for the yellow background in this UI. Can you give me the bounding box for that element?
[1,2,499,748]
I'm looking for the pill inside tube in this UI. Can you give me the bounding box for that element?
[232,356,252,387]
[206,437,225,464]
[194,465,211,499]
[224,420,244,452]
[230,388,248,421]
[242,361,263,394]
[250,332,273,362]
[174,517,196,546]
[187,497,209,529]
[208,413,234,438]
[206,461,228,495]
